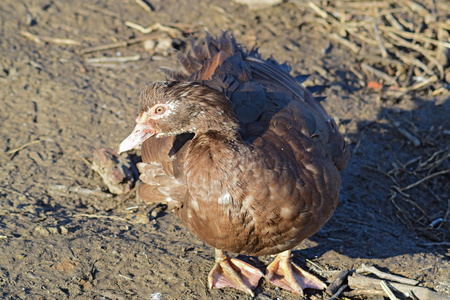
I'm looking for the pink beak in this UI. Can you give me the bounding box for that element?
[119,123,156,153]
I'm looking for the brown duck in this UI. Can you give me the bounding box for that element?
[119,32,350,296]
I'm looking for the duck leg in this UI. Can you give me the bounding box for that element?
[208,249,264,296]
[265,250,326,295]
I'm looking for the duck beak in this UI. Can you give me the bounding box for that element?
[118,123,156,153]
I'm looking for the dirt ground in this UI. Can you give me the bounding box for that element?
[0,0,449,299]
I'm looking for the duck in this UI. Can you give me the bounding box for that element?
[119,32,350,296]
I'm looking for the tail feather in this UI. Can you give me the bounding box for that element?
[160,67,189,81]
[177,52,202,74]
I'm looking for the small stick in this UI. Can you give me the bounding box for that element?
[380,280,398,300]
[308,1,327,18]
[21,31,81,46]
[431,87,446,96]
[415,148,449,171]
[398,0,432,18]
[125,21,179,37]
[361,63,397,85]
[6,140,40,155]
[326,270,350,296]
[394,51,434,76]
[348,273,448,300]
[134,0,153,12]
[329,33,360,53]
[327,284,347,300]
[81,35,158,54]
[305,259,341,277]
[87,63,139,69]
[418,241,450,247]
[86,55,141,64]
[118,273,133,281]
[385,14,404,31]
[344,289,386,297]
[373,23,388,58]
[401,169,450,191]
[73,213,127,222]
[352,131,364,155]
[379,25,450,49]
[391,185,411,198]
[357,53,403,66]
[408,75,438,91]
[308,2,379,46]
[387,32,443,77]
[48,184,112,198]
[356,264,419,285]
[397,127,421,146]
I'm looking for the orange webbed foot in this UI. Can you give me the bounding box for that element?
[265,250,326,295]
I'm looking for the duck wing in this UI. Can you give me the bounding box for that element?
[163,32,349,170]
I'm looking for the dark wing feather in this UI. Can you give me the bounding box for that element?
[245,56,350,170]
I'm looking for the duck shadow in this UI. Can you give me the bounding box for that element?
[303,95,450,262]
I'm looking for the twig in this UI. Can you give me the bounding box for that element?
[6,139,40,155]
[396,127,421,146]
[385,13,404,31]
[326,270,350,296]
[373,23,388,58]
[391,74,438,99]
[328,284,347,300]
[81,35,158,54]
[407,75,439,91]
[418,241,450,247]
[86,55,141,64]
[352,131,364,155]
[401,169,450,191]
[21,31,82,46]
[380,280,398,300]
[415,148,450,172]
[348,273,448,300]
[329,33,360,53]
[48,184,112,198]
[387,32,443,77]
[125,21,179,37]
[305,259,341,277]
[394,51,435,76]
[392,185,410,198]
[344,289,386,297]
[379,25,450,48]
[363,165,400,187]
[308,2,380,46]
[361,63,397,85]
[86,63,140,69]
[73,213,127,222]
[356,264,419,285]
[134,0,153,12]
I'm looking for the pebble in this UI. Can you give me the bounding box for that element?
[143,39,156,51]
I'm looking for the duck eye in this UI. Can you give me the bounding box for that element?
[154,106,165,115]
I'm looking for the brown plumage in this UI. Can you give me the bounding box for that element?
[119,32,350,296]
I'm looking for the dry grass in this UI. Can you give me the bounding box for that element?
[300,0,450,99]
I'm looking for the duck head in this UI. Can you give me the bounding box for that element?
[119,81,239,153]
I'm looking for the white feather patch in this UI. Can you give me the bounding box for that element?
[218,192,232,205]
